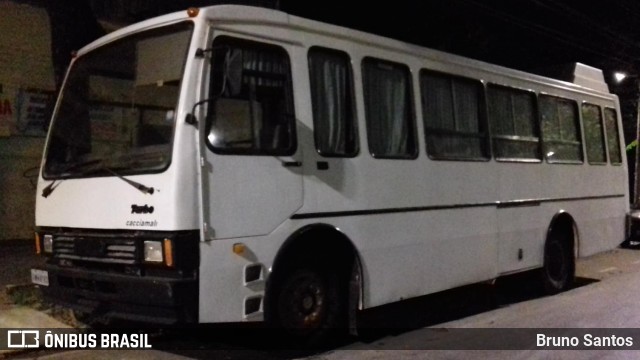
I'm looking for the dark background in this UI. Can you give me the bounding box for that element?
[37,1,640,117]
[24,0,640,195]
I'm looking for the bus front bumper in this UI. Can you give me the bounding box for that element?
[34,264,198,324]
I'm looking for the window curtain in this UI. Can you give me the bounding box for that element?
[423,75,453,131]
[363,62,412,157]
[309,52,352,155]
[582,104,606,163]
[454,81,480,133]
[241,49,287,87]
[422,73,483,158]
[488,85,539,159]
[540,96,582,162]
[604,108,622,164]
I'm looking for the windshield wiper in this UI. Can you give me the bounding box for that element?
[41,160,154,198]
[42,159,102,198]
[102,167,155,195]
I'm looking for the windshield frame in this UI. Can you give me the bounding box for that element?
[42,20,195,180]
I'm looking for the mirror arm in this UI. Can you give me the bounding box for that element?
[195,47,213,58]
[185,113,198,127]
[186,98,216,128]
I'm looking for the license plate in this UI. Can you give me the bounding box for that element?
[31,269,49,286]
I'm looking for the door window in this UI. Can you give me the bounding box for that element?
[206,36,296,155]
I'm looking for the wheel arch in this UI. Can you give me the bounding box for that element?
[547,210,579,259]
[266,223,364,331]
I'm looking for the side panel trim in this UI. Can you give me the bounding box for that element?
[291,194,625,220]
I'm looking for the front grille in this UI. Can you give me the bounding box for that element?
[53,236,138,265]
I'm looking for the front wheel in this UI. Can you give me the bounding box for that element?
[271,267,346,345]
[541,233,574,294]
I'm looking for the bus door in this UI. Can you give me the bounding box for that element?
[199,36,303,240]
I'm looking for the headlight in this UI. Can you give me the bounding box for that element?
[143,241,163,263]
[43,235,53,253]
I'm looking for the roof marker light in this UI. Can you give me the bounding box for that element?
[187,7,200,18]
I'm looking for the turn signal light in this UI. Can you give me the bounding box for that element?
[163,238,174,267]
[34,233,41,254]
[233,243,246,255]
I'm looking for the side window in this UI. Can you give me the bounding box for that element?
[604,108,622,165]
[308,47,358,157]
[420,70,488,160]
[362,58,417,159]
[539,95,582,163]
[487,84,540,161]
[581,103,606,164]
[206,36,296,155]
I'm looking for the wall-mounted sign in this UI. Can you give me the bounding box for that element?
[0,84,53,137]
[16,88,53,137]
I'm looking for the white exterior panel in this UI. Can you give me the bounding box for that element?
[35,5,629,324]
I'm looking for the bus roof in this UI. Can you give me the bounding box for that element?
[78,5,613,98]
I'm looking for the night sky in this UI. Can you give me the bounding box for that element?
[43,0,640,81]
[40,0,640,145]
[280,0,640,78]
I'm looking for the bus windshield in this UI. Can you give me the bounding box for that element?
[43,22,193,179]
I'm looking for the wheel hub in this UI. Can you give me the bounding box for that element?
[302,294,315,312]
[281,271,326,329]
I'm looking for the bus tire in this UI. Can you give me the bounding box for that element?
[541,230,574,294]
[273,266,346,346]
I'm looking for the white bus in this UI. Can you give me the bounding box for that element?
[32,5,628,342]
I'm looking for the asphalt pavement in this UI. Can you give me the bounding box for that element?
[3,241,640,359]
[0,239,45,309]
[0,240,43,291]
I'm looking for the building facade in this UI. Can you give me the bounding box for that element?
[0,0,54,240]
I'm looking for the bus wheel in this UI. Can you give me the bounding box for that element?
[274,267,345,345]
[541,232,574,294]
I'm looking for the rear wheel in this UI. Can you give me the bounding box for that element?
[541,231,574,294]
